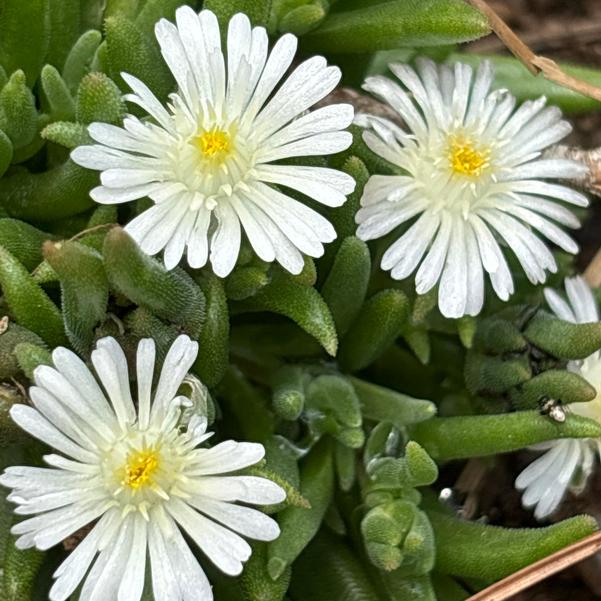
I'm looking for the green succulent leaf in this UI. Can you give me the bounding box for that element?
[44,240,109,354]
[429,510,597,581]
[75,72,126,124]
[351,377,436,427]
[62,30,103,94]
[0,245,67,347]
[46,0,81,70]
[40,64,75,121]
[0,70,38,149]
[234,268,338,356]
[105,14,174,101]
[0,160,96,221]
[412,411,601,461]
[204,0,273,27]
[524,311,601,360]
[304,0,490,53]
[268,440,334,580]
[0,129,12,178]
[193,273,229,389]
[0,320,47,380]
[290,530,382,601]
[322,237,371,338]
[0,219,51,271]
[0,0,50,84]
[103,227,205,337]
[339,289,409,371]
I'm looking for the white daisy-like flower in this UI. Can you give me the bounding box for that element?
[71,7,355,275]
[356,58,589,318]
[0,335,285,601]
[515,276,601,519]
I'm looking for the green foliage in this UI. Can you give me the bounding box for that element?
[75,72,126,124]
[524,310,601,359]
[46,0,80,70]
[351,378,436,428]
[339,289,409,371]
[0,321,47,380]
[241,542,292,601]
[0,130,12,178]
[412,411,601,461]
[429,510,597,581]
[268,440,334,580]
[40,65,75,121]
[304,0,490,53]
[0,219,51,271]
[193,273,230,388]
[103,227,205,337]
[0,70,37,149]
[2,538,45,600]
[0,160,96,221]
[290,530,382,601]
[235,267,338,356]
[0,245,67,347]
[205,0,273,27]
[322,237,371,337]
[105,14,173,100]
[44,240,109,353]
[0,0,50,84]
[62,30,103,94]
[272,365,306,420]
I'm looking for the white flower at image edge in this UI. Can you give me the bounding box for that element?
[71,7,355,275]
[515,276,601,520]
[0,335,285,601]
[356,58,589,318]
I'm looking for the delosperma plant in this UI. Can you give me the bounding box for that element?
[1,0,601,599]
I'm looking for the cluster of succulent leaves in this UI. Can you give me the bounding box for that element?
[2,0,601,600]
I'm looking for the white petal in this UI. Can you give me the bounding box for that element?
[151,335,198,424]
[9,405,97,464]
[136,338,156,430]
[565,276,599,323]
[415,212,452,295]
[92,338,136,427]
[438,217,468,319]
[167,499,251,575]
[210,201,241,277]
[190,497,280,541]
[187,441,265,476]
[255,164,354,208]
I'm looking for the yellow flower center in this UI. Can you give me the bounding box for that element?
[193,129,231,160]
[123,450,159,490]
[448,136,490,177]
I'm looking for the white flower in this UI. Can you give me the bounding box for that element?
[356,59,589,318]
[71,7,355,275]
[0,335,285,601]
[515,276,601,519]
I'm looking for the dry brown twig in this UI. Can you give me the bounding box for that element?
[466,531,601,601]
[465,0,601,102]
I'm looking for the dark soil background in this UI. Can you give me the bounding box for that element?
[454,3,601,599]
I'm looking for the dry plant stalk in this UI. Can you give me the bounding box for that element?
[466,531,601,601]
[465,0,601,102]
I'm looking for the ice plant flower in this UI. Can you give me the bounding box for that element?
[71,7,355,275]
[356,59,588,318]
[0,335,285,601]
[516,276,601,519]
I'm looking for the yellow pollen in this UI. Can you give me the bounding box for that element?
[193,129,231,158]
[123,450,159,490]
[448,137,490,177]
